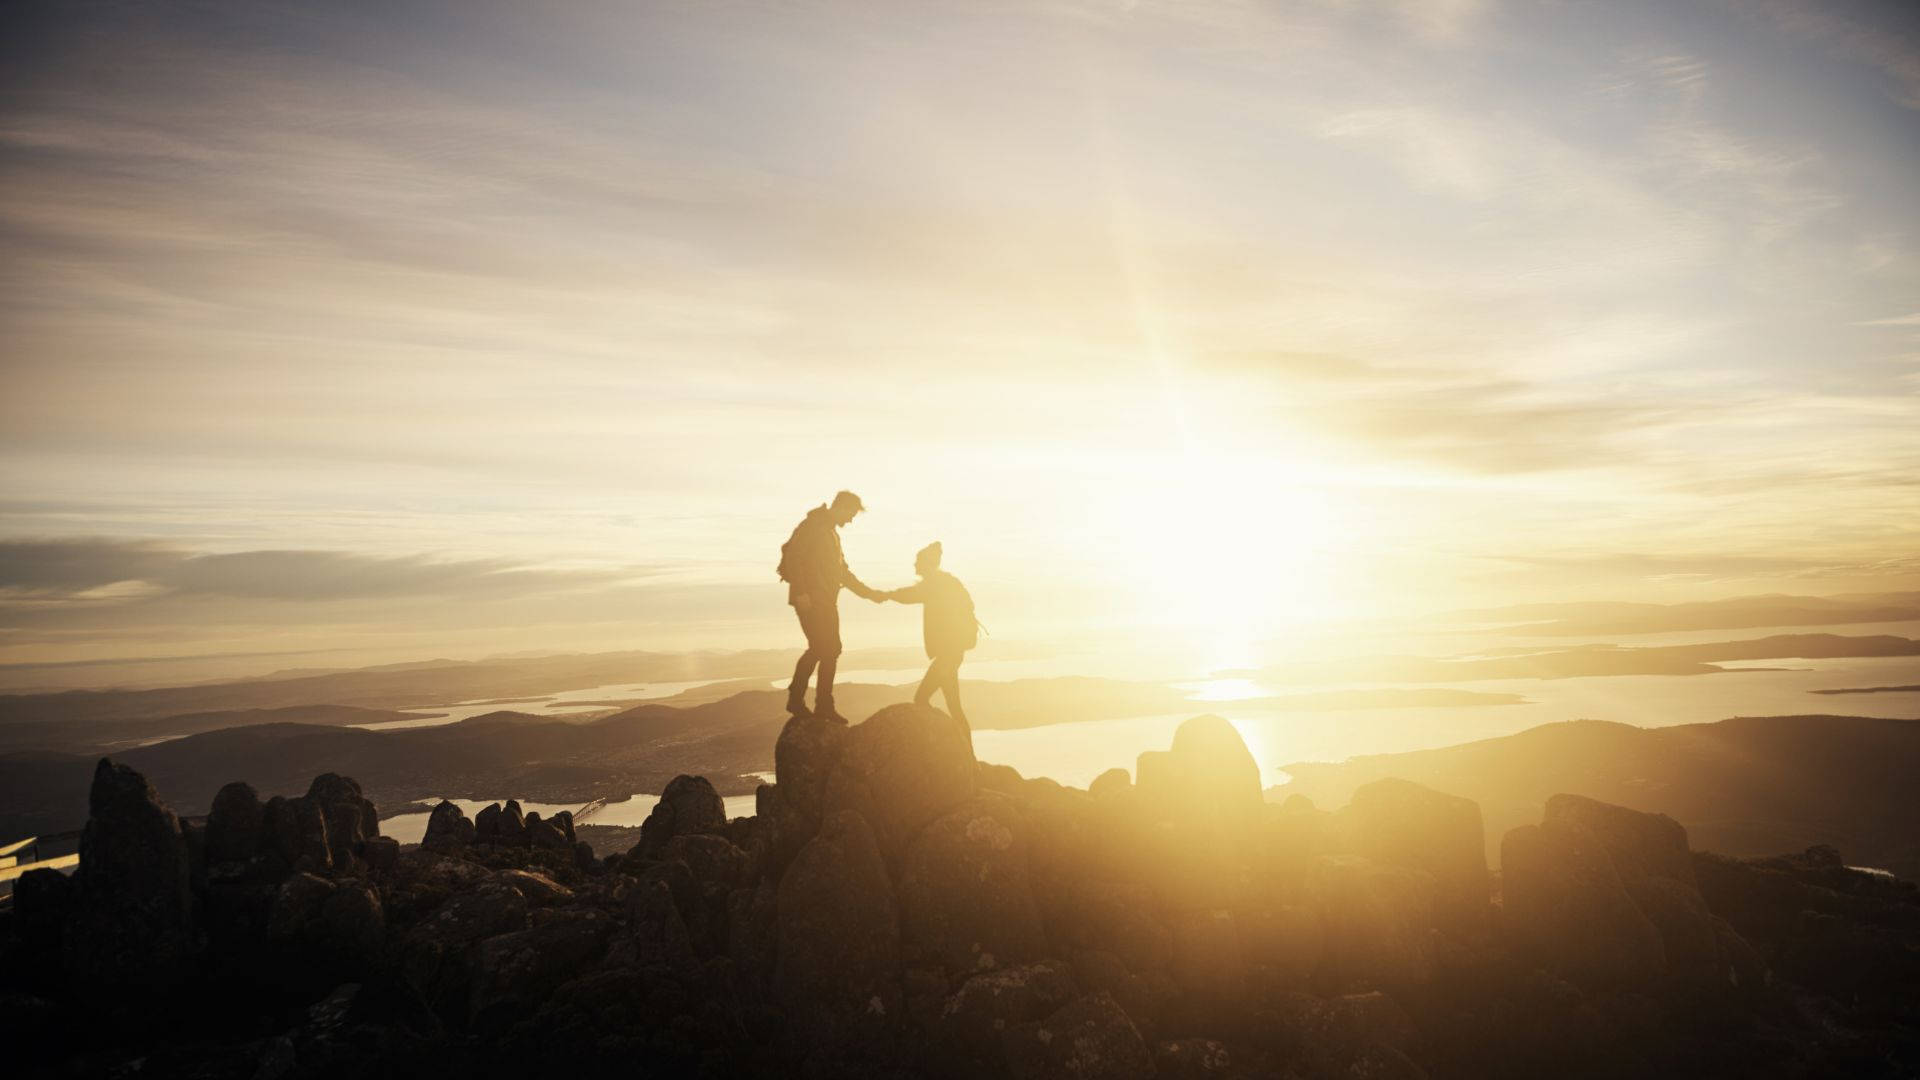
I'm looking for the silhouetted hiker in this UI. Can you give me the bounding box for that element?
[883,541,978,743]
[779,490,882,723]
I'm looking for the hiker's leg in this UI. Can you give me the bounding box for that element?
[813,600,845,719]
[937,656,967,724]
[913,662,937,706]
[788,605,818,712]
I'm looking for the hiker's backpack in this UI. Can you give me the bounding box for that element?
[933,575,979,653]
[777,521,806,583]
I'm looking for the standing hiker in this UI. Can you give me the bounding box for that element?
[779,490,882,723]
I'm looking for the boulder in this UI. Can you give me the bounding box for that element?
[400,881,530,1000]
[774,713,850,826]
[421,800,475,851]
[263,794,332,873]
[1544,794,1695,887]
[900,792,1046,975]
[306,773,380,868]
[1312,856,1437,992]
[1136,716,1263,833]
[1003,992,1154,1080]
[13,866,76,950]
[1089,768,1132,801]
[821,703,976,864]
[474,802,507,844]
[1624,876,1724,979]
[664,832,748,888]
[1501,821,1664,987]
[775,809,904,1058]
[494,800,530,847]
[470,908,614,1026]
[493,868,573,907]
[637,775,727,858]
[205,781,266,864]
[935,960,1080,1077]
[63,759,198,992]
[527,815,570,851]
[622,877,697,969]
[1340,778,1489,929]
[361,835,400,874]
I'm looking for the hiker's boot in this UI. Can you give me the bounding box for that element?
[814,696,848,725]
[785,687,811,718]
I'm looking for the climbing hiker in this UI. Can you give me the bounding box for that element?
[882,540,978,742]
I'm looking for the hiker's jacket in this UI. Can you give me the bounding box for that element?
[889,569,977,658]
[781,506,871,605]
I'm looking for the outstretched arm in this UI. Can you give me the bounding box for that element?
[886,580,929,605]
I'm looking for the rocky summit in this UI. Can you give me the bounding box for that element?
[2,703,1916,1079]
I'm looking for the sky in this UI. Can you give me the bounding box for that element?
[2,0,1918,683]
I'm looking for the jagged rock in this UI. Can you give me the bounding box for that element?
[1502,820,1664,986]
[64,758,197,992]
[1340,778,1489,929]
[821,703,976,864]
[474,802,506,843]
[664,832,748,887]
[361,835,400,873]
[1136,715,1262,832]
[495,800,530,847]
[206,781,266,864]
[637,775,727,859]
[1313,856,1437,992]
[306,773,380,869]
[493,868,573,907]
[1134,717,1263,912]
[934,960,1079,1077]
[900,792,1045,975]
[571,840,596,872]
[775,713,851,826]
[1544,794,1695,887]
[551,809,577,843]
[14,866,76,951]
[1090,768,1132,800]
[421,800,475,851]
[527,814,570,851]
[1625,876,1722,976]
[1003,992,1154,1080]
[727,878,780,990]
[264,794,332,873]
[401,881,530,1002]
[470,908,614,1026]
[621,878,697,969]
[775,809,903,1059]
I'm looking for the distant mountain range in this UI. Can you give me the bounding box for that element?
[1442,590,1920,636]
[1274,713,1920,880]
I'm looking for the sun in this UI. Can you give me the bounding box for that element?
[1111,452,1339,672]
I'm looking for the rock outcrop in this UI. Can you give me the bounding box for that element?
[2,709,1910,1080]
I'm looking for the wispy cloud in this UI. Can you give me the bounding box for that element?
[0,539,636,603]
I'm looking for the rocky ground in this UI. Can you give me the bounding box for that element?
[1,704,1916,1079]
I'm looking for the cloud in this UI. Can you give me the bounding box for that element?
[0,539,634,603]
